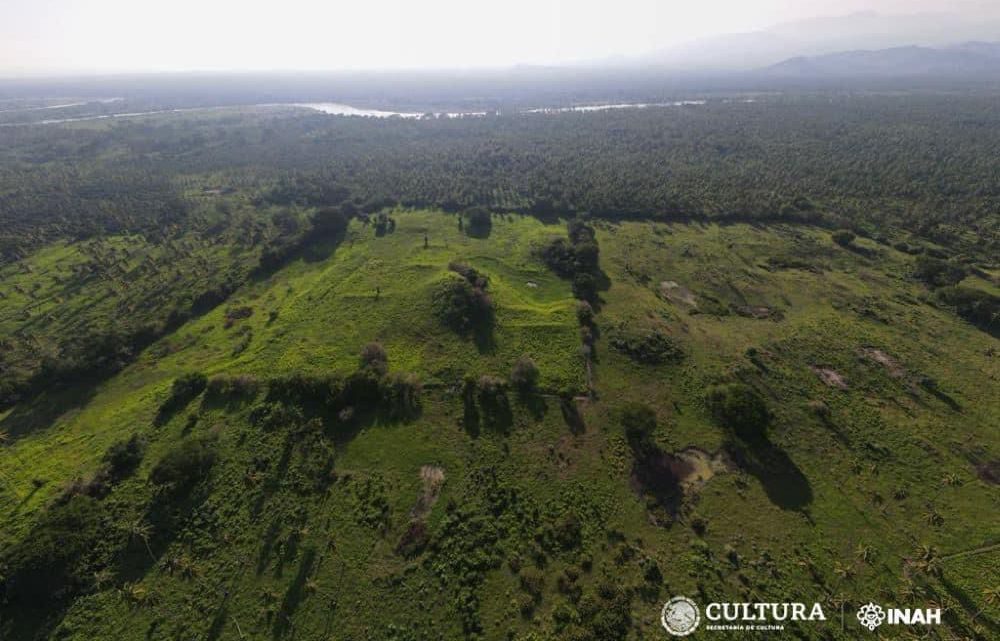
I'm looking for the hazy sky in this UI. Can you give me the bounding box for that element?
[1,0,997,75]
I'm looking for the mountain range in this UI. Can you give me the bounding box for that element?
[763,41,1000,78]
[644,11,1000,71]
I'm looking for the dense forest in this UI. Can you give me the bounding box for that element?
[2,94,998,265]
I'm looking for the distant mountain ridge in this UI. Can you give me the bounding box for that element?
[763,42,1000,77]
[645,11,1000,71]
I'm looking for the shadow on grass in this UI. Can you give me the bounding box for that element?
[0,384,98,442]
[939,575,1000,636]
[272,547,318,638]
[559,396,585,434]
[724,436,813,512]
[115,482,214,584]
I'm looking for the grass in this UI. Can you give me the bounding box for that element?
[1,214,998,640]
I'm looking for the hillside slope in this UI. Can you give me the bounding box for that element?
[1,212,998,640]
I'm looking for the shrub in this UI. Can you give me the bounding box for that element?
[310,207,349,238]
[205,374,260,399]
[448,261,489,288]
[158,372,207,417]
[831,229,855,247]
[464,207,492,237]
[609,329,684,364]
[572,273,597,302]
[621,402,656,447]
[477,375,508,404]
[936,286,999,334]
[1,495,105,604]
[705,383,769,438]
[359,342,388,374]
[102,434,147,481]
[510,355,540,391]
[519,567,546,599]
[380,372,422,419]
[539,237,577,277]
[149,437,218,492]
[914,255,966,288]
[432,274,494,333]
[576,300,594,325]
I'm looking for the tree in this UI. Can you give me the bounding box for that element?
[360,342,388,375]
[310,207,348,238]
[621,402,656,448]
[831,230,855,247]
[510,355,540,392]
[705,383,769,439]
[464,207,492,238]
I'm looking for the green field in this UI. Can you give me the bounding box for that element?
[1,211,998,640]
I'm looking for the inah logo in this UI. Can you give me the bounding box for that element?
[661,596,700,636]
[857,603,886,631]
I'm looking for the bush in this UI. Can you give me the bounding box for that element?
[102,434,147,481]
[310,207,349,238]
[621,402,656,447]
[158,372,208,417]
[831,229,855,247]
[510,355,540,391]
[572,273,597,302]
[914,256,966,288]
[380,372,422,419]
[539,238,577,277]
[432,274,494,333]
[609,329,684,364]
[359,342,388,374]
[936,286,999,334]
[464,207,492,237]
[705,383,769,438]
[1,495,105,604]
[149,437,218,492]
[205,374,260,399]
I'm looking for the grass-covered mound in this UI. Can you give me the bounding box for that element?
[1,214,997,641]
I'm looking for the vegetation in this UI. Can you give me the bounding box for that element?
[0,96,998,641]
[705,383,770,439]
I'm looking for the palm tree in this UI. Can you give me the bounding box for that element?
[854,543,876,564]
[922,506,944,527]
[912,544,943,578]
[833,561,855,581]
[92,568,115,591]
[126,519,156,561]
[973,586,1000,621]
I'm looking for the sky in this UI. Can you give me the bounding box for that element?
[1,0,998,75]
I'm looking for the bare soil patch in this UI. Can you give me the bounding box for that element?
[976,460,1000,485]
[810,366,849,390]
[859,346,905,378]
[733,305,782,320]
[659,281,697,307]
[410,465,445,518]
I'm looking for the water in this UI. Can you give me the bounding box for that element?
[1,99,725,127]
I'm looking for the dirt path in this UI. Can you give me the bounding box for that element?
[941,542,1000,561]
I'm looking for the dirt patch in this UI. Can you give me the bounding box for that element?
[733,305,782,320]
[859,347,905,378]
[659,281,697,307]
[673,447,731,491]
[630,447,730,516]
[410,465,445,518]
[976,460,1000,485]
[810,366,848,390]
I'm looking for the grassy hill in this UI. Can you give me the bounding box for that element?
[1,211,998,640]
